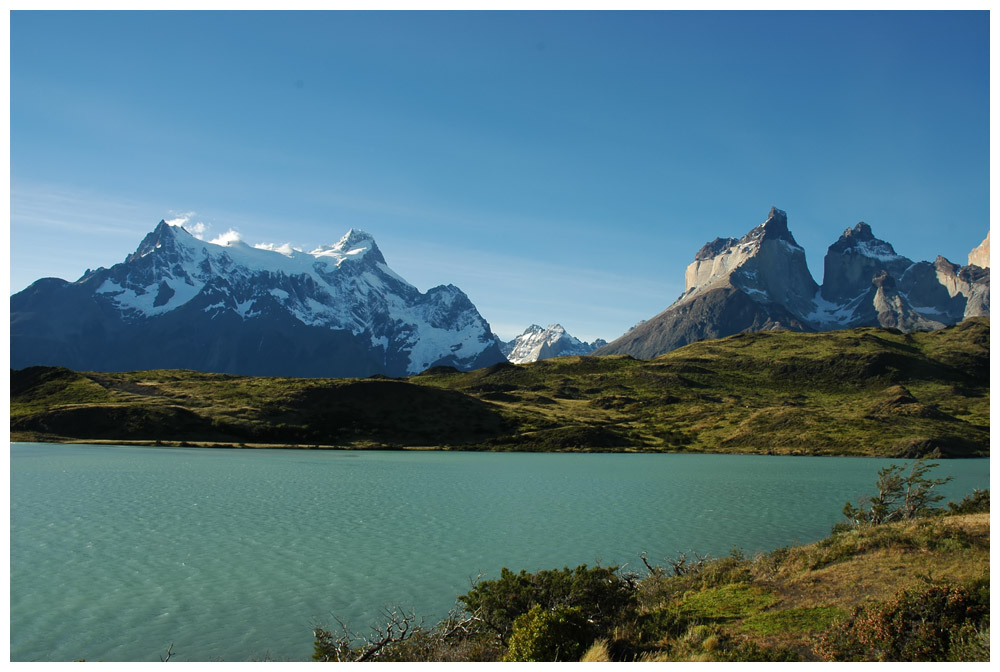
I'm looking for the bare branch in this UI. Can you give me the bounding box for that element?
[354,607,419,662]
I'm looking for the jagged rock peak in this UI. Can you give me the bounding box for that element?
[682,206,814,301]
[761,206,789,232]
[129,219,180,261]
[739,206,796,246]
[969,231,990,269]
[844,222,875,242]
[826,220,904,260]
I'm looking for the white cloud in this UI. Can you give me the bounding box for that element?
[253,242,298,257]
[209,229,242,246]
[165,212,210,239]
[164,212,193,227]
[187,221,208,239]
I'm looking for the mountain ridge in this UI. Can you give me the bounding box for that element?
[11,221,507,377]
[502,323,607,364]
[596,207,989,359]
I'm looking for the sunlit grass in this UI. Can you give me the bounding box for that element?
[11,319,989,456]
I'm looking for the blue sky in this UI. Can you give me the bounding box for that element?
[9,10,990,342]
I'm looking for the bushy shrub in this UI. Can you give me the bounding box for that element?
[819,579,989,661]
[946,621,990,662]
[947,488,989,514]
[502,604,594,661]
[695,552,752,589]
[841,458,951,529]
[458,564,636,644]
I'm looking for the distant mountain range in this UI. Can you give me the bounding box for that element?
[10,222,506,377]
[10,208,989,377]
[501,324,606,364]
[595,207,989,358]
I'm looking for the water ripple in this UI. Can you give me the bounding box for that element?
[11,444,989,661]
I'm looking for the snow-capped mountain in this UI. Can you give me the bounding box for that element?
[501,324,607,364]
[11,221,507,377]
[815,224,988,330]
[596,207,989,359]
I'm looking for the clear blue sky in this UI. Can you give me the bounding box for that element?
[9,10,990,343]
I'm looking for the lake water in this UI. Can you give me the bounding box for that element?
[10,443,990,661]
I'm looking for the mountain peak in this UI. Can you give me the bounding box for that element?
[844,221,875,241]
[759,206,790,238]
[129,219,180,261]
[821,221,911,304]
[336,228,375,249]
[827,221,903,259]
[738,206,795,247]
[12,220,505,377]
[311,228,385,264]
[503,323,602,364]
[968,231,990,269]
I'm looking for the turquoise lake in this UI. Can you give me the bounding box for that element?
[10,443,990,661]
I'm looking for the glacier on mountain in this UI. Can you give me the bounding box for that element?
[11,220,506,377]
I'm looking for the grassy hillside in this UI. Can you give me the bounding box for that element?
[10,318,989,457]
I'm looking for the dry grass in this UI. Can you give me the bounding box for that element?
[579,639,611,662]
[632,512,989,661]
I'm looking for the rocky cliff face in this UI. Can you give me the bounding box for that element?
[11,221,506,377]
[820,222,914,304]
[969,231,990,269]
[597,207,820,357]
[682,207,819,317]
[596,207,990,359]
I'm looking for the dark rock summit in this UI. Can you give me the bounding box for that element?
[821,222,913,304]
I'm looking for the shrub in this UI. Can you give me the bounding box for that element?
[696,553,752,588]
[947,488,989,514]
[946,621,990,662]
[458,564,636,644]
[841,458,952,528]
[502,604,594,662]
[819,579,989,661]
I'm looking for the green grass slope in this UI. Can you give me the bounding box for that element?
[313,492,990,662]
[10,318,989,457]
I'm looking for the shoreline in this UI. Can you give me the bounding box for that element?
[9,437,988,459]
